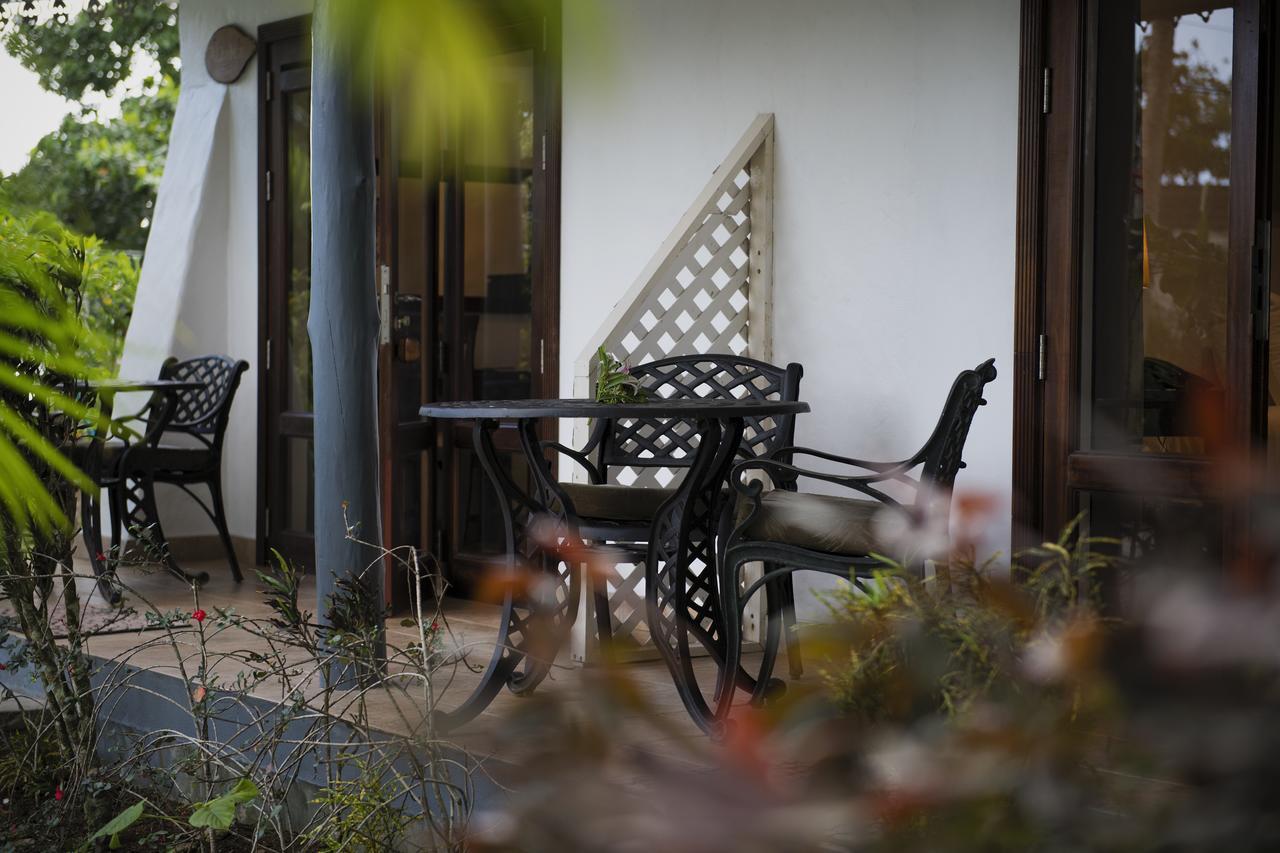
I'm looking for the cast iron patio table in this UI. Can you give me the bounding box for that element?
[78,378,208,603]
[418,397,810,733]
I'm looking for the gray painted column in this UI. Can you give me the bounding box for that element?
[309,0,384,673]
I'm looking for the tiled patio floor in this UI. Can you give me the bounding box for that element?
[64,554,755,771]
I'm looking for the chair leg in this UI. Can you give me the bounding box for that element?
[750,573,785,706]
[207,479,243,583]
[715,551,749,723]
[107,484,124,563]
[781,571,804,678]
[591,553,615,648]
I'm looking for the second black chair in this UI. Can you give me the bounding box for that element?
[714,358,997,721]
[108,355,249,582]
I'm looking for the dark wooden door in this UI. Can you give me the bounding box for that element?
[258,18,314,569]
[1016,0,1268,567]
[378,5,560,599]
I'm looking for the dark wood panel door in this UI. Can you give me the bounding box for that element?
[379,4,560,600]
[259,18,314,569]
[1019,0,1267,567]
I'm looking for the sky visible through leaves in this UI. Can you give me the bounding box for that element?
[0,0,158,174]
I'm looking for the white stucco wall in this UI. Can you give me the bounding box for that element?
[559,0,1021,618]
[128,0,1020,589]
[120,0,312,542]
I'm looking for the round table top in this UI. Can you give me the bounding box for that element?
[419,398,810,420]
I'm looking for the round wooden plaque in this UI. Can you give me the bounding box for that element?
[205,25,257,85]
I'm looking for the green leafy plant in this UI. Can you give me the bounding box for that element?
[1,1,178,102]
[88,800,144,849]
[819,518,1119,722]
[594,346,646,404]
[2,78,176,254]
[189,778,260,831]
[303,755,413,853]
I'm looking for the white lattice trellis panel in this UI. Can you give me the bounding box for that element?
[568,115,776,663]
[604,168,753,366]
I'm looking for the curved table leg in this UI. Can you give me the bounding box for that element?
[646,416,745,734]
[432,418,582,731]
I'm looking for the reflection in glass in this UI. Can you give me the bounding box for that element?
[462,48,535,401]
[286,92,313,414]
[1088,2,1232,456]
[286,437,315,534]
[1082,491,1222,569]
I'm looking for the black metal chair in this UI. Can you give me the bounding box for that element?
[107,355,249,582]
[714,358,997,721]
[547,354,806,678]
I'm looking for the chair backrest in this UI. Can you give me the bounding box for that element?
[595,354,803,482]
[915,358,998,495]
[155,355,249,450]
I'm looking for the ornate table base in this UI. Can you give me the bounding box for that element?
[419,398,808,733]
[431,419,581,731]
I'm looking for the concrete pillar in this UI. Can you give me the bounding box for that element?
[309,0,384,675]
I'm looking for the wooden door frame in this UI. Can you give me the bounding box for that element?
[1013,0,1268,551]
[256,15,313,567]
[375,1,562,608]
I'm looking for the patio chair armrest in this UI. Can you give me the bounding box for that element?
[772,445,907,474]
[538,441,603,484]
[537,417,608,482]
[731,457,913,508]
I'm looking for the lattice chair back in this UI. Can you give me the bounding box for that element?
[596,355,803,487]
[155,355,250,449]
[915,358,998,497]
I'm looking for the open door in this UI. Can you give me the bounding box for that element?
[378,3,560,604]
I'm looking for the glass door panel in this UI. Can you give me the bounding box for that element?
[461,48,536,401]
[262,22,314,569]
[446,44,539,589]
[382,11,555,597]
[1085,2,1233,457]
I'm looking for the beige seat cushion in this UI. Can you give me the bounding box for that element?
[560,482,676,523]
[744,490,901,557]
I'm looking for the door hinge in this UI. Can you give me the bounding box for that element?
[265,70,273,100]
[539,337,545,375]
[1042,67,1052,115]
[541,133,547,171]
[265,170,273,203]
[265,338,272,369]
[1037,333,1047,380]
[379,264,392,346]
[264,506,271,535]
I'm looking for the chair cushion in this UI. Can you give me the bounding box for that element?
[68,436,129,470]
[68,438,212,476]
[130,445,215,474]
[559,482,676,523]
[743,490,901,557]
